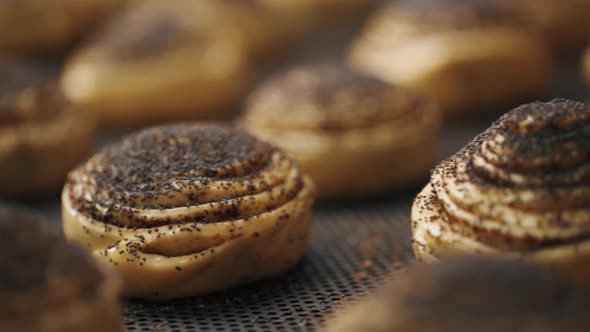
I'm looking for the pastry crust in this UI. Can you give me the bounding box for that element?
[241,64,440,200]
[0,205,122,332]
[62,124,315,300]
[0,0,121,53]
[0,59,96,197]
[61,0,251,127]
[348,0,550,116]
[411,99,590,287]
[321,258,590,332]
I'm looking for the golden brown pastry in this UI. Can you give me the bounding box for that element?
[61,0,252,127]
[0,204,122,332]
[501,0,590,55]
[348,0,550,116]
[240,64,440,200]
[0,59,96,197]
[62,123,315,300]
[0,0,121,53]
[411,99,590,287]
[321,258,590,332]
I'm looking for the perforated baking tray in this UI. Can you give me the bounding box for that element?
[122,202,412,332]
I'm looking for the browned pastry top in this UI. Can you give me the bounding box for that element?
[67,123,306,227]
[82,124,272,188]
[0,205,101,320]
[0,59,67,125]
[245,64,426,130]
[429,99,590,251]
[457,99,590,185]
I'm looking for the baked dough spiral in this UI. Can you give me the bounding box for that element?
[412,99,590,286]
[241,64,440,200]
[61,0,251,127]
[348,0,550,116]
[0,205,122,332]
[321,258,590,332]
[0,59,96,196]
[62,124,315,299]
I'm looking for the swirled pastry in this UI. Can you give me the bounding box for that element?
[62,124,315,299]
[321,258,590,332]
[0,0,121,53]
[348,0,550,116]
[411,99,590,286]
[61,0,251,127]
[0,59,96,197]
[0,205,122,332]
[240,64,440,200]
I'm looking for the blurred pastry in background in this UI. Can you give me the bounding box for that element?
[501,0,590,56]
[0,59,96,197]
[321,258,590,332]
[62,123,315,299]
[211,0,296,62]
[0,0,122,54]
[412,99,590,287]
[0,204,122,332]
[582,45,590,86]
[348,0,550,116]
[61,0,252,127]
[240,64,440,200]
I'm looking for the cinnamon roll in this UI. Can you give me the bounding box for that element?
[348,0,550,116]
[411,99,590,287]
[0,0,121,53]
[240,64,440,200]
[61,0,251,127]
[321,258,589,332]
[62,124,315,299]
[0,59,96,197]
[0,204,122,332]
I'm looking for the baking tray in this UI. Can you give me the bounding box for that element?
[13,59,589,332]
